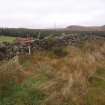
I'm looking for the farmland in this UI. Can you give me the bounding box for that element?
[0,36,16,43]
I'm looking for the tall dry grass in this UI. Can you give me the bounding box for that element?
[18,40,105,105]
[1,39,105,105]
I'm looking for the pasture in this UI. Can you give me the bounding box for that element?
[0,36,16,43]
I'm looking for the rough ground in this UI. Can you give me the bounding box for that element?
[0,40,105,105]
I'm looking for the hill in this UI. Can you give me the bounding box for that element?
[66,25,105,31]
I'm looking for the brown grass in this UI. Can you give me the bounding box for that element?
[17,40,105,105]
[1,40,105,105]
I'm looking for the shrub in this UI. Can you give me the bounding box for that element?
[51,47,68,57]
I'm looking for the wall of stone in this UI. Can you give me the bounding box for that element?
[0,34,105,60]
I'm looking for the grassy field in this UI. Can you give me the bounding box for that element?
[0,36,16,43]
[0,40,105,105]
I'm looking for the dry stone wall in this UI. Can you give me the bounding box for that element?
[0,34,105,60]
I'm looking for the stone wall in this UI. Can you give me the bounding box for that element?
[0,34,105,60]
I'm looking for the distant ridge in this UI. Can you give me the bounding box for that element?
[66,25,105,31]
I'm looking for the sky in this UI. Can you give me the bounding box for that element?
[0,0,105,29]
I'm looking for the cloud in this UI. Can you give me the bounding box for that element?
[0,0,105,28]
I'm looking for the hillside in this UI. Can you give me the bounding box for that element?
[66,25,105,31]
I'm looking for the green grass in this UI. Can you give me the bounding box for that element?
[0,36,16,43]
[89,68,105,88]
[86,68,105,105]
[0,70,48,105]
[0,58,49,105]
[95,68,105,78]
[0,84,46,105]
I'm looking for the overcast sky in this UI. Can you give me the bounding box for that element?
[0,0,105,28]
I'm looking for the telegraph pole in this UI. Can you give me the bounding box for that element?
[38,32,41,40]
[54,21,57,31]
